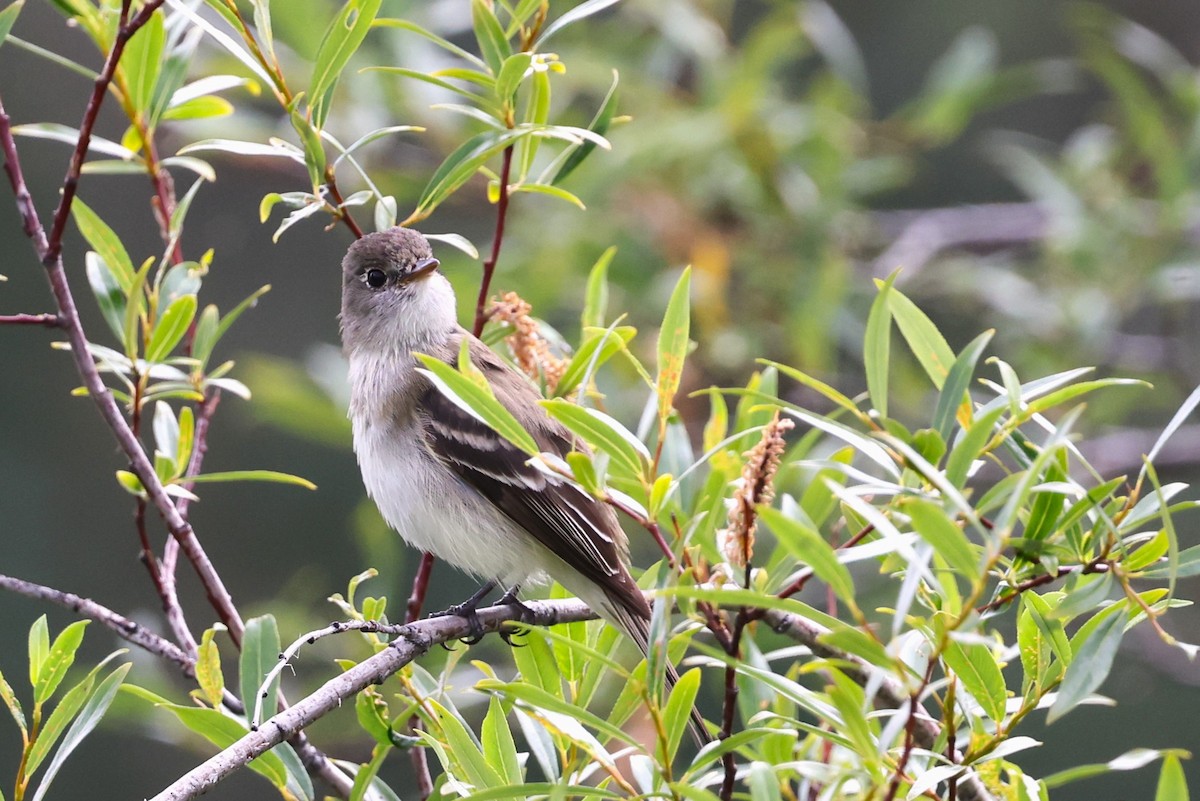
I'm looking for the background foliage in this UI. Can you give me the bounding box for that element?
[1,0,1200,799]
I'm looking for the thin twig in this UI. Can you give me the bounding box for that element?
[0,14,247,646]
[883,660,936,801]
[0,312,60,326]
[0,573,193,672]
[472,145,514,337]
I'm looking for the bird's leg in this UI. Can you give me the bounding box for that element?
[430,580,497,644]
[495,585,535,646]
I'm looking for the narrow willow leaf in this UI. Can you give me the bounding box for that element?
[481,696,522,785]
[153,702,290,788]
[495,52,532,103]
[512,182,586,209]
[477,679,639,747]
[535,0,620,46]
[886,283,955,389]
[470,0,511,74]
[240,615,281,725]
[662,667,701,758]
[195,628,224,707]
[29,615,49,686]
[511,628,563,700]
[1156,754,1189,801]
[761,359,862,416]
[161,95,234,121]
[941,638,1007,722]
[932,329,993,440]
[541,399,646,478]
[0,668,26,736]
[552,69,619,185]
[146,294,197,362]
[1143,460,1181,600]
[759,507,856,610]
[370,18,487,69]
[416,353,539,455]
[122,257,154,360]
[309,0,382,128]
[122,9,163,115]
[85,253,127,341]
[582,247,615,329]
[553,325,634,398]
[1022,592,1072,667]
[413,128,526,217]
[214,285,271,344]
[905,499,977,576]
[945,405,1005,488]
[73,200,135,290]
[1047,608,1127,723]
[864,274,896,417]
[153,401,179,464]
[187,470,316,489]
[0,1,24,51]
[656,267,692,430]
[34,621,89,705]
[429,699,501,789]
[29,663,130,801]
[26,671,95,776]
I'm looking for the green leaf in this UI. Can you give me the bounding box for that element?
[29,662,129,801]
[26,670,94,776]
[541,399,646,478]
[510,628,563,700]
[355,688,391,747]
[122,257,153,359]
[1022,592,1072,667]
[552,70,619,185]
[945,405,1004,488]
[309,0,382,128]
[886,283,956,390]
[759,507,856,611]
[477,679,639,748]
[84,253,126,342]
[495,52,532,104]
[73,200,135,290]
[412,129,525,218]
[240,615,281,726]
[536,0,620,46]
[762,359,862,417]
[582,247,614,329]
[932,329,992,440]
[0,2,25,53]
[289,106,326,189]
[656,267,692,431]
[662,667,701,758]
[186,470,316,490]
[481,696,522,785]
[196,627,224,707]
[941,638,1007,722]
[415,352,539,455]
[1156,754,1189,801]
[151,701,291,789]
[121,9,163,116]
[34,621,88,705]
[905,499,977,576]
[511,182,586,209]
[1048,608,1128,723]
[428,699,502,789]
[0,668,26,737]
[863,274,896,417]
[470,0,511,74]
[162,95,234,121]
[146,294,197,362]
[370,18,487,70]
[553,325,634,399]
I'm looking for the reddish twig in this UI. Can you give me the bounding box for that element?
[883,660,937,801]
[0,312,61,326]
[975,560,1109,614]
[472,145,514,337]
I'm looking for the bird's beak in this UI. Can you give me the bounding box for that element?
[404,257,440,283]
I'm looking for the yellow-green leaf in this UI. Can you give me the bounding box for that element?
[656,267,692,429]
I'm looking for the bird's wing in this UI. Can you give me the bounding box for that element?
[416,332,648,616]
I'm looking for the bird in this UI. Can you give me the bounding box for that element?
[339,226,708,745]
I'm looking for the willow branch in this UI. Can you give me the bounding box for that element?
[0,312,61,326]
[0,11,246,647]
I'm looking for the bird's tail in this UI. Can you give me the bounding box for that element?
[600,597,712,749]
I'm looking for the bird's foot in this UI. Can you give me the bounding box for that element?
[495,586,534,646]
[430,580,497,645]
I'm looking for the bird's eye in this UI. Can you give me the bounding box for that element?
[365,269,387,289]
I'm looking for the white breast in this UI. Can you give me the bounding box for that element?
[348,351,549,588]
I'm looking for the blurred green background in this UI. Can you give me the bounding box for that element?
[2,0,1199,797]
